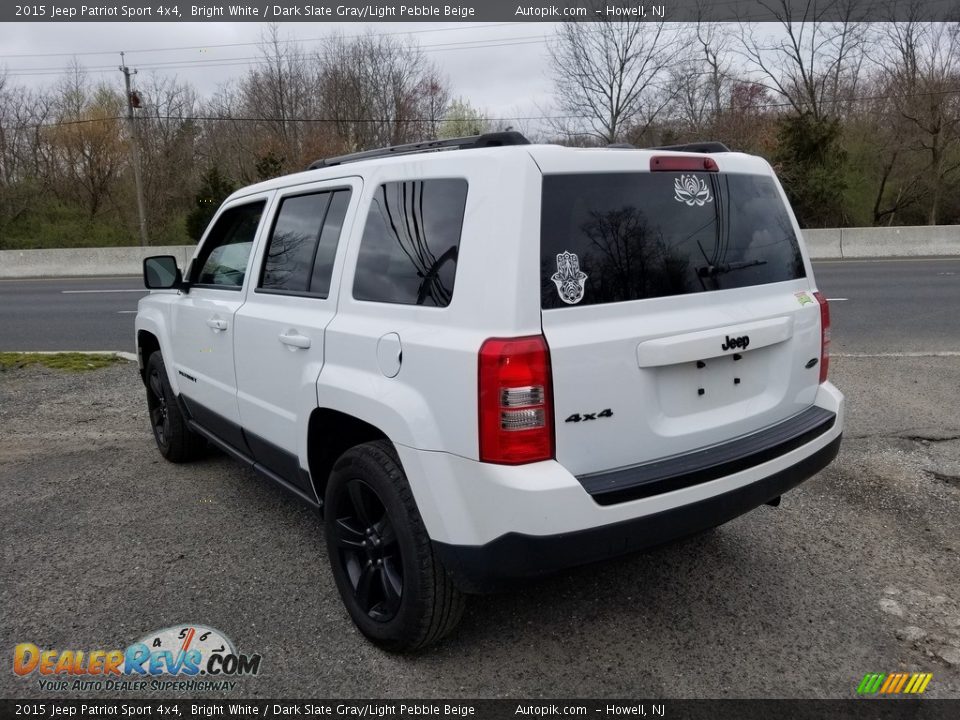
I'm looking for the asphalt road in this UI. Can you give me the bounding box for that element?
[1,258,959,353]
[0,277,146,352]
[814,258,960,355]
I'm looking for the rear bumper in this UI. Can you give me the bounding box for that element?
[435,433,841,592]
[394,382,844,591]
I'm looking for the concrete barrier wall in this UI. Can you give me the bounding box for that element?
[800,225,960,259]
[0,245,195,279]
[800,229,843,259]
[837,226,960,258]
[2,225,960,278]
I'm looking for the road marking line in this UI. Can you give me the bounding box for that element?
[827,297,848,301]
[0,275,141,283]
[62,289,145,294]
[835,352,960,358]
[117,310,138,314]
[813,257,960,263]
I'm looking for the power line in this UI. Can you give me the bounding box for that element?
[0,22,529,60]
[1,38,551,79]
[0,113,574,131]
[7,116,123,129]
[1,34,550,77]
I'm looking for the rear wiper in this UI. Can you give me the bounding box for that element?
[696,259,767,277]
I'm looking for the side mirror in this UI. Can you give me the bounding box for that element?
[143,255,183,290]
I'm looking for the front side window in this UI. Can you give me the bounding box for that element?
[353,179,468,307]
[193,201,266,289]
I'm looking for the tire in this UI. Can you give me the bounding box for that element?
[144,352,206,463]
[324,440,465,652]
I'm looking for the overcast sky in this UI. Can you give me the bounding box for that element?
[0,22,562,120]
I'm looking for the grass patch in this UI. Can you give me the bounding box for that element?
[0,352,128,372]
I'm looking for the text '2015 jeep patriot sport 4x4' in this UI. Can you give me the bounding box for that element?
[136,133,843,651]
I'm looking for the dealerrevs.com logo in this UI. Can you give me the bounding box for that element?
[13,624,261,692]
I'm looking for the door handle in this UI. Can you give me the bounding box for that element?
[279,331,311,349]
[206,317,227,332]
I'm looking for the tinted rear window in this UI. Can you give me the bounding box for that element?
[540,172,805,309]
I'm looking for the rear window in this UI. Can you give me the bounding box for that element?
[540,172,805,309]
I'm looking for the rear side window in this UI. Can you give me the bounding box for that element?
[193,201,265,288]
[353,179,468,307]
[260,189,351,296]
[540,173,805,309]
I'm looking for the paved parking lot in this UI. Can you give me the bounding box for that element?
[1,350,958,699]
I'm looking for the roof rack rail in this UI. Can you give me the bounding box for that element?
[308,131,531,169]
[646,141,730,154]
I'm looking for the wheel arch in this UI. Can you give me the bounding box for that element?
[307,408,389,509]
[136,330,160,384]
[135,307,180,395]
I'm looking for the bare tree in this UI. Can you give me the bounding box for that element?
[713,81,778,154]
[668,22,734,137]
[135,73,201,238]
[238,25,319,174]
[737,0,870,120]
[318,32,449,151]
[882,20,960,224]
[547,12,681,144]
[45,62,126,219]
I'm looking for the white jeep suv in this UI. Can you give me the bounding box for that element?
[136,133,844,651]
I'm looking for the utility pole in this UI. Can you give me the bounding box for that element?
[120,52,148,247]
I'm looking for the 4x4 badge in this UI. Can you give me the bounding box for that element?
[551,251,588,305]
[674,174,713,206]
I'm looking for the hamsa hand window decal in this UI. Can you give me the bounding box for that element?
[551,251,588,305]
[674,174,713,206]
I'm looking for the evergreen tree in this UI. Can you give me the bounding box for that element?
[186,166,235,241]
[775,113,848,228]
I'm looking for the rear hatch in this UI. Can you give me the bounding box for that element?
[536,150,823,477]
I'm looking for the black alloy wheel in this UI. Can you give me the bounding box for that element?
[143,352,205,462]
[330,479,403,622]
[324,440,465,651]
[147,363,171,450]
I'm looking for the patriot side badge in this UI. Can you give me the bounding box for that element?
[551,251,588,305]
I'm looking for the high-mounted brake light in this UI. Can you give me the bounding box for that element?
[813,291,830,383]
[478,336,554,465]
[650,155,719,172]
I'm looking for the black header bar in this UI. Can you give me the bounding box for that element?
[5,0,960,23]
[2,699,959,719]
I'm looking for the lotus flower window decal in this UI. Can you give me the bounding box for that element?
[551,251,588,305]
[674,174,713,206]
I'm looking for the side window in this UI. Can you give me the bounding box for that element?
[259,189,351,296]
[353,179,468,307]
[193,201,265,289]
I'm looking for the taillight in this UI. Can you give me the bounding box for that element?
[478,336,554,465]
[650,155,719,172]
[814,291,830,383]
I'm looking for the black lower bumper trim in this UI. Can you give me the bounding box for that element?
[579,406,836,505]
[434,433,841,593]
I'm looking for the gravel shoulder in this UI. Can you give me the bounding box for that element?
[0,357,958,699]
